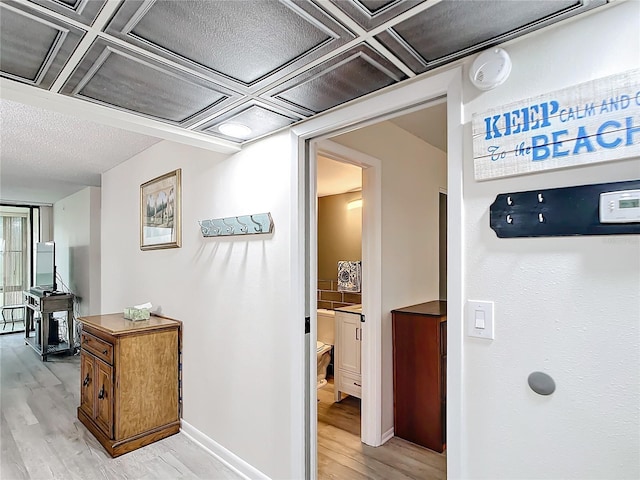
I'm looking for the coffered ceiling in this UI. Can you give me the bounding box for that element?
[1,0,607,146]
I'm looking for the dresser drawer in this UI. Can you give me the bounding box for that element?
[338,369,362,398]
[81,332,114,365]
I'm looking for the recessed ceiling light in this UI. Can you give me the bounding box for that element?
[218,123,252,138]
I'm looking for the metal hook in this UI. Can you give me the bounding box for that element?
[538,193,544,203]
[250,215,263,233]
[507,196,513,206]
[506,214,513,224]
[236,216,249,233]
[198,221,210,235]
[222,218,234,234]
[538,213,545,223]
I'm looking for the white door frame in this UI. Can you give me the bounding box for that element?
[303,139,382,478]
[315,139,383,449]
[290,66,464,479]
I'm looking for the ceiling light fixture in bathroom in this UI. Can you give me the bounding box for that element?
[218,123,252,138]
[347,199,363,210]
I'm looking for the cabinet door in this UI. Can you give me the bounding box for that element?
[94,358,114,438]
[80,351,95,418]
[337,313,361,374]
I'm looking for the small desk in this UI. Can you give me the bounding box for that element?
[24,290,74,361]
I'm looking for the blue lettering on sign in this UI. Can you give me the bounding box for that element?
[626,116,640,145]
[484,101,559,140]
[514,142,531,157]
[559,103,596,122]
[523,115,637,162]
[531,135,550,161]
[488,145,506,161]
[552,130,570,158]
[572,126,595,154]
[600,95,632,113]
[596,120,622,148]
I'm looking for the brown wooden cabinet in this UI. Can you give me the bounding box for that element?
[78,313,181,457]
[392,300,446,453]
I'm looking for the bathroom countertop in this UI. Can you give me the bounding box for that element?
[334,304,362,315]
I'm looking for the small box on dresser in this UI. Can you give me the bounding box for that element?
[78,313,181,457]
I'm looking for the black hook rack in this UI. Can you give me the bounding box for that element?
[489,179,640,238]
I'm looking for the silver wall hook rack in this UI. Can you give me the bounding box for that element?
[199,212,274,237]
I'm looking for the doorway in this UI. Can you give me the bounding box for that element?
[315,155,363,470]
[292,66,464,479]
[0,205,37,334]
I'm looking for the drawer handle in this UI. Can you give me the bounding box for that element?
[102,349,108,355]
[98,385,105,400]
[83,374,90,387]
[354,382,361,387]
[83,338,89,344]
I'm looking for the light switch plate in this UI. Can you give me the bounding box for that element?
[467,300,494,339]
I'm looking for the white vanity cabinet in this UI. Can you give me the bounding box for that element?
[334,305,362,401]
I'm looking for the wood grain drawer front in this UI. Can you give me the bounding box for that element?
[82,332,113,365]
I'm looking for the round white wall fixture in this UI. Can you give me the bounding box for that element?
[469,48,512,91]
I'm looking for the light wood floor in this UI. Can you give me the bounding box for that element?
[2,332,446,480]
[0,332,242,480]
[317,378,446,480]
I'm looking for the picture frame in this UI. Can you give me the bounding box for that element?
[140,169,182,250]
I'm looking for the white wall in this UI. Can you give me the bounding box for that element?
[101,134,296,479]
[332,121,447,432]
[460,2,639,478]
[95,2,639,478]
[53,186,101,315]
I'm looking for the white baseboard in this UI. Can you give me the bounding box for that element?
[180,420,270,480]
[381,427,394,445]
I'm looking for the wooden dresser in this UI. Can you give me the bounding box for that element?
[77,313,181,457]
[392,300,446,453]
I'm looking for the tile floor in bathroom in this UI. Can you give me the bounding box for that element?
[317,378,446,479]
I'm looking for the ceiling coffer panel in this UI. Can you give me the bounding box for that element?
[196,101,301,143]
[375,0,608,74]
[27,0,107,25]
[328,0,427,31]
[60,39,241,126]
[0,1,85,89]
[104,0,355,93]
[263,43,407,116]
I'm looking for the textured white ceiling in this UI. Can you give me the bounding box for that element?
[0,99,162,204]
[0,97,445,204]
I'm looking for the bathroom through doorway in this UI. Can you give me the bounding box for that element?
[315,154,364,460]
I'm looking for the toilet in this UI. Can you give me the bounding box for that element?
[317,309,335,389]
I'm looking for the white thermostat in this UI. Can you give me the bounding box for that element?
[599,189,640,223]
